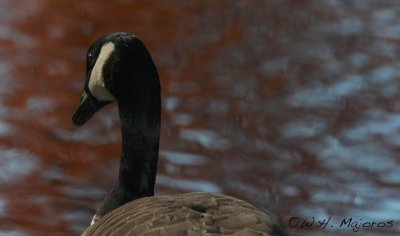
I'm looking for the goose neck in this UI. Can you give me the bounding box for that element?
[117,97,160,198]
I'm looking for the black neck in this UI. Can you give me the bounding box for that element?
[97,83,160,217]
[118,96,160,196]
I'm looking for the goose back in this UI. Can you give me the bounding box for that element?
[83,192,285,236]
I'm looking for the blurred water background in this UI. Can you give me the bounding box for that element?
[0,0,399,235]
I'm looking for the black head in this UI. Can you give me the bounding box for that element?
[72,32,159,126]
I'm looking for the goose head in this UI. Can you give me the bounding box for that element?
[72,32,160,126]
[72,32,161,220]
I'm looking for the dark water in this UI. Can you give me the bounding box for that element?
[0,0,399,235]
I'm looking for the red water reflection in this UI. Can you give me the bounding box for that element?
[0,0,399,235]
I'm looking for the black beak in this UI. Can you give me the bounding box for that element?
[72,92,109,126]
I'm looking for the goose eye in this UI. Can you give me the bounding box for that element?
[87,52,95,67]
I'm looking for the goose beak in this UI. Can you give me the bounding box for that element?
[72,92,108,126]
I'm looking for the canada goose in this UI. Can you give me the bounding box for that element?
[72,32,288,236]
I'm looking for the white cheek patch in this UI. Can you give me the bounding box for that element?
[88,42,116,102]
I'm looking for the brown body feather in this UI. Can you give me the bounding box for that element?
[83,192,280,236]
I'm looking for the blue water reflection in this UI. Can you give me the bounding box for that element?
[0,1,399,236]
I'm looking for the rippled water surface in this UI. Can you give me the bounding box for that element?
[0,1,399,235]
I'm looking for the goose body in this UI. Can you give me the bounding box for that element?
[72,32,288,236]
